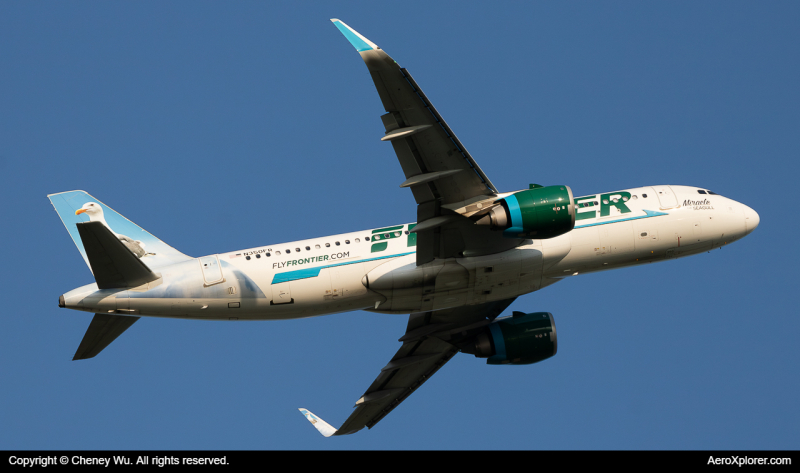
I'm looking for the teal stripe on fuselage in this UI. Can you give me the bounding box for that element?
[575,209,668,229]
[271,252,415,284]
[271,210,665,284]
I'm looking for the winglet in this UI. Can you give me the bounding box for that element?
[330,19,378,52]
[298,408,338,437]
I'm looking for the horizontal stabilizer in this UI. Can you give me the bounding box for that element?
[77,221,160,289]
[74,313,140,360]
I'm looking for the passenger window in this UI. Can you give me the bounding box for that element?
[286,249,291,254]
[355,238,360,243]
[246,256,251,260]
[365,236,370,241]
[642,194,648,198]
[305,246,310,251]
[296,248,300,252]
[256,254,261,259]
[315,244,321,249]
[335,241,340,246]
[345,240,350,244]
[325,243,330,248]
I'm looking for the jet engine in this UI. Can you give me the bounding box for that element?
[463,311,557,365]
[475,185,575,239]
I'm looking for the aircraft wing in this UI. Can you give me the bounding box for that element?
[300,298,515,436]
[332,20,522,264]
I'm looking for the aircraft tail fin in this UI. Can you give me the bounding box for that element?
[48,190,193,274]
[73,313,140,360]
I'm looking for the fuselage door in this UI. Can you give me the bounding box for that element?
[199,255,225,286]
[653,186,679,209]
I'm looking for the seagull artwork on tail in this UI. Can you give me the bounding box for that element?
[75,202,154,258]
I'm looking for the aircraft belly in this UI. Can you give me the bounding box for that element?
[460,252,522,304]
[366,245,547,313]
[263,263,386,317]
[432,261,469,310]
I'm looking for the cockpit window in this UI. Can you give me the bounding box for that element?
[707,190,718,195]
[698,190,707,194]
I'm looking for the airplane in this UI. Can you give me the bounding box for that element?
[49,19,760,437]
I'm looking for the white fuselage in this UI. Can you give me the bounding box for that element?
[61,185,759,320]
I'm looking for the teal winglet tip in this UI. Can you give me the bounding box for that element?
[330,19,375,52]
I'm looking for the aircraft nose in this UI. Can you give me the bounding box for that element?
[743,204,760,235]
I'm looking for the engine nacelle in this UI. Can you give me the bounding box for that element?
[476,185,575,239]
[465,311,557,365]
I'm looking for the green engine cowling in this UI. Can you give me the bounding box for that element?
[467,311,557,365]
[477,185,575,239]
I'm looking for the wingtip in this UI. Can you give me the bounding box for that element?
[298,408,339,438]
[330,19,378,52]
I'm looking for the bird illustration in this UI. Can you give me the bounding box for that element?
[75,202,154,258]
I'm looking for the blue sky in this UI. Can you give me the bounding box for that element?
[1,2,798,449]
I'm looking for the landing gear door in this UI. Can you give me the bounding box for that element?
[199,255,225,286]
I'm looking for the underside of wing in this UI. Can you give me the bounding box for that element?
[331,20,522,265]
[73,313,140,360]
[300,298,515,436]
